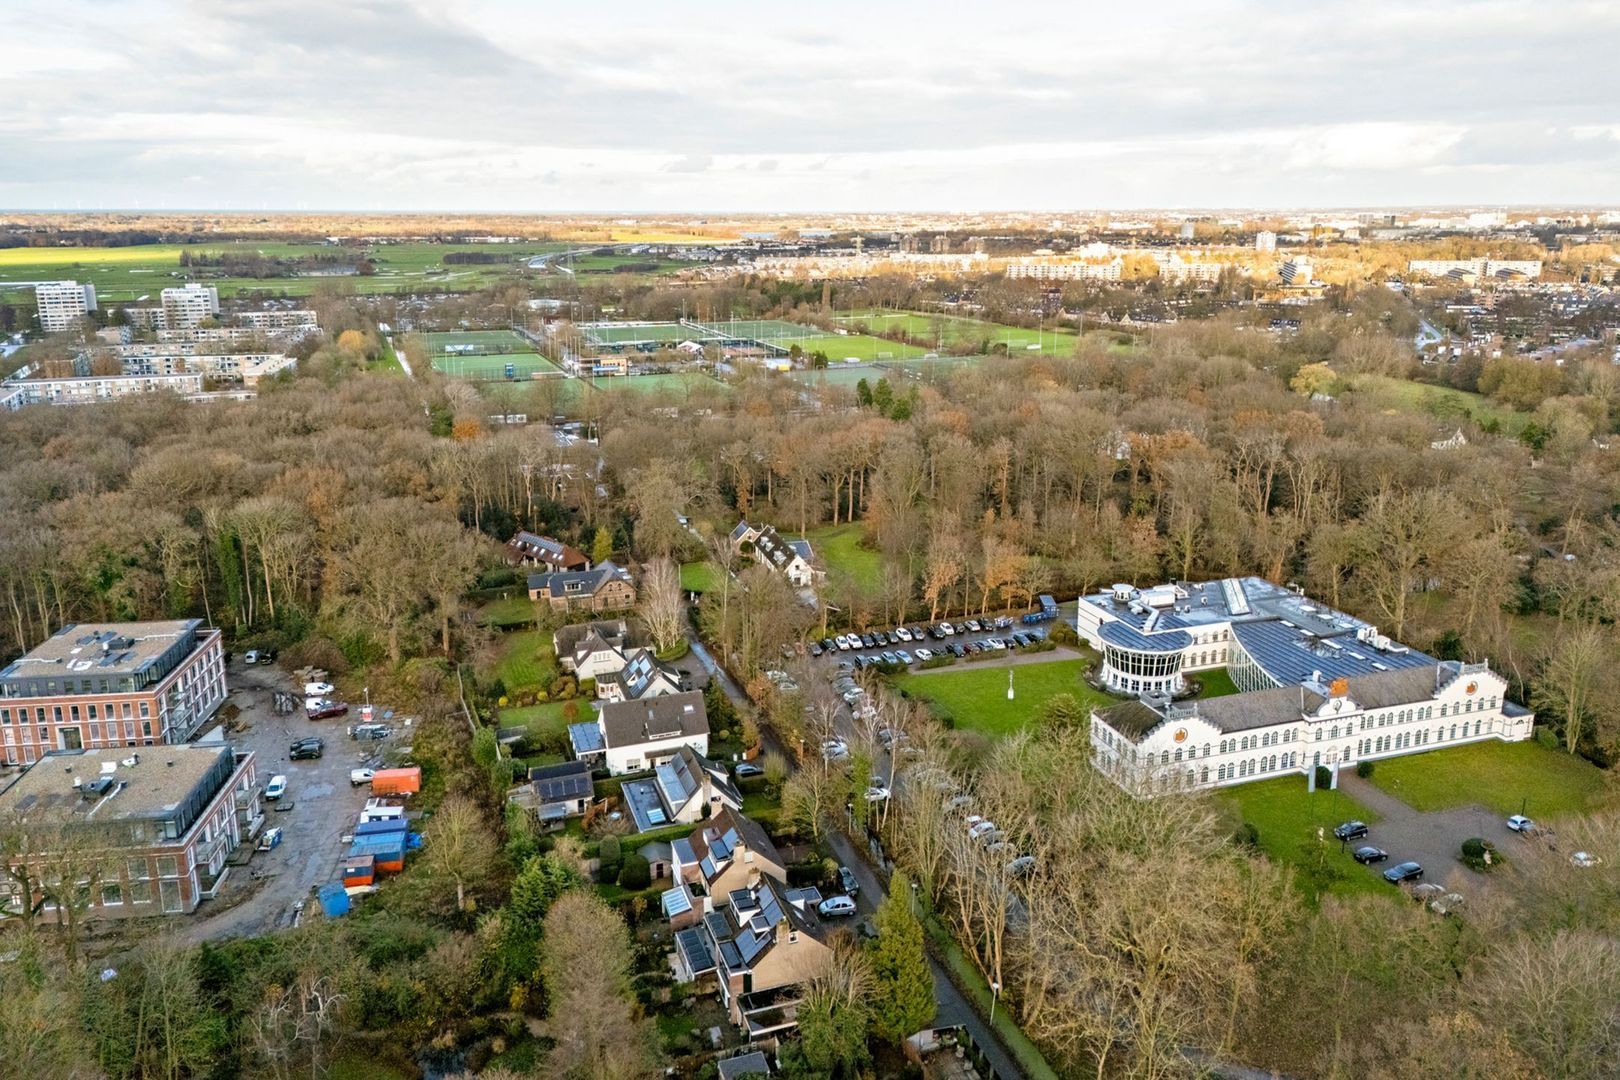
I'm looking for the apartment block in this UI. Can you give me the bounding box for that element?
[161,284,221,329]
[0,620,228,763]
[34,281,97,332]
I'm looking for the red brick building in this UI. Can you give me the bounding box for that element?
[0,744,260,918]
[0,621,227,766]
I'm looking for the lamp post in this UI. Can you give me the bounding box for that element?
[1007,668,1015,701]
[989,980,1002,1024]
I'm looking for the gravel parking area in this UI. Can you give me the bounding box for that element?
[181,659,391,941]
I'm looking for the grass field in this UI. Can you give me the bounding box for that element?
[479,595,539,628]
[777,332,927,363]
[581,321,713,347]
[421,330,562,379]
[1368,739,1609,818]
[680,560,725,593]
[838,309,1080,355]
[495,630,557,692]
[789,365,890,388]
[1217,776,1386,897]
[893,658,1114,738]
[422,329,531,352]
[1345,374,1531,436]
[1193,668,1241,698]
[594,371,730,396]
[803,524,883,594]
[0,240,568,304]
[500,700,581,743]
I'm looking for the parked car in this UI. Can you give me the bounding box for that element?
[306,700,349,720]
[1352,845,1388,864]
[838,866,860,896]
[861,633,878,648]
[967,819,998,841]
[1507,814,1536,833]
[895,650,913,665]
[349,723,391,740]
[288,738,324,760]
[1429,892,1465,916]
[818,895,858,918]
[949,643,966,658]
[939,623,956,636]
[894,626,912,642]
[808,642,823,657]
[303,681,335,696]
[881,651,898,665]
[349,768,376,787]
[1005,855,1037,876]
[733,761,765,779]
[864,785,891,802]
[1382,861,1424,884]
[1333,821,1369,841]
[914,648,933,662]
[964,619,981,633]
[264,774,288,799]
[822,740,850,762]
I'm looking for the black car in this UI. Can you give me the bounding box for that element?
[861,633,878,649]
[808,641,823,657]
[1352,845,1389,864]
[838,865,860,896]
[949,642,967,658]
[931,625,949,640]
[1383,861,1424,884]
[288,737,324,761]
[823,638,838,653]
[1333,821,1369,841]
[875,631,891,647]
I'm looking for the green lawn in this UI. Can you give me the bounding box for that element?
[495,629,557,692]
[1193,668,1241,699]
[596,371,730,396]
[1345,374,1531,436]
[837,309,1080,355]
[1368,739,1609,819]
[680,561,724,593]
[893,659,1115,738]
[804,524,884,595]
[1218,776,1386,897]
[479,595,540,628]
[778,333,926,363]
[500,700,581,741]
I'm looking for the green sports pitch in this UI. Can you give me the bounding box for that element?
[422,330,558,379]
[579,322,718,348]
[835,309,1078,354]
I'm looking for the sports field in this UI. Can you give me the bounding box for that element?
[686,318,816,342]
[422,330,559,379]
[837,309,1079,354]
[581,322,715,348]
[596,371,730,396]
[776,333,926,362]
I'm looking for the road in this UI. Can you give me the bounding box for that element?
[689,627,1030,1080]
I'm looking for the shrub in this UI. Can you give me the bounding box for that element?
[1048,621,1080,647]
[919,654,955,670]
[577,678,596,698]
[1460,837,1504,872]
[618,853,651,890]
[1355,760,1374,779]
[598,833,621,865]
[1534,725,1560,750]
[1314,765,1333,789]
[1233,822,1260,849]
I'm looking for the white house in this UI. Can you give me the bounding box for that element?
[578,690,710,775]
[620,745,741,832]
[732,521,819,588]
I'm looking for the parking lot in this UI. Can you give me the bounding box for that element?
[181,658,393,942]
[1337,774,1531,894]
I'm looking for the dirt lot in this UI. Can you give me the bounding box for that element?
[180,658,396,942]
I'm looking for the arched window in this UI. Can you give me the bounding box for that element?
[1200,766,1209,784]
[1161,751,1170,765]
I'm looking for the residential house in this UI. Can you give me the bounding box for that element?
[733,522,819,588]
[573,689,709,775]
[620,745,740,832]
[716,1051,771,1080]
[673,874,834,1038]
[554,620,637,679]
[527,561,636,613]
[669,807,786,906]
[599,649,686,703]
[505,531,589,571]
[525,761,594,829]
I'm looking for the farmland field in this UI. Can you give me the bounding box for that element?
[0,240,570,304]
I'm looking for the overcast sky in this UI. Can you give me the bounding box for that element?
[3,0,1618,212]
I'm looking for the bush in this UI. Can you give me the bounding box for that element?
[1048,621,1080,647]
[1314,765,1333,790]
[577,678,596,698]
[618,853,651,890]
[1534,725,1560,750]
[1460,837,1504,872]
[1233,822,1260,849]
[1355,760,1374,779]
[918,654,955,670]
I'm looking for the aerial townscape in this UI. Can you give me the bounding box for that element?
[4,3,1620,1079]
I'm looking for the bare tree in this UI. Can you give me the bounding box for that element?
[638,557,684,654]
[540,891,661,1079]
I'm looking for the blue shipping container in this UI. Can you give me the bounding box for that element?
[348,835,407,860]
[318,883,350,918]
[355,818,409,836]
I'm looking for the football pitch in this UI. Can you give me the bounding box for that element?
[422,330,559,379]
[836,309,1078,354]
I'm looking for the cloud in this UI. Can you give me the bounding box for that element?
[2,0,1618,209]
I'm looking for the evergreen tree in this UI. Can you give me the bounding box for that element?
[866,870,934,1043]
[591,525,615,565]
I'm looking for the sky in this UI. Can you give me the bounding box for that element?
[3,0,1618,213]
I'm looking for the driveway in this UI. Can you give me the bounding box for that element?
[179,659,388,942]
[1336,774,1529,892]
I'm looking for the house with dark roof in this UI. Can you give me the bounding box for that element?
[716,1050,771,1080]
[672,873,834,1038]
[554,619,636,679]
[599,648,687,703]
[620,745,740,832]
[504,531,589,571]
[731,521,819,588]
[523,760,594,827]
[528,561,636,613]
[669,806,786,903]
[589,690,709,775]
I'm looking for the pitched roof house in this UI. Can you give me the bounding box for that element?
[599,648,687,703]
[525,760,594,827]
[671,806,786,900]
[554,619,636,679]
[673,874,834,1036]
[732,521,819,588]
[504,531,589,571]
[528,561,636,613]
[620,744,741,832]
[592,689,709,775]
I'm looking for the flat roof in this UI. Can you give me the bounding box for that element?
[0,745,232,823]
[0,620,206,682]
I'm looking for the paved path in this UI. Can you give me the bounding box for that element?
[690,616,1028,1079]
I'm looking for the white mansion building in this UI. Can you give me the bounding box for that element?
[1080,578,1534,793]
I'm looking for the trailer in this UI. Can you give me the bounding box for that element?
[369,768,421,796]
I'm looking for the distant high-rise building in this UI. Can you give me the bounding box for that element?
[161,284,220,329]
[1279,257,1314,286]
[1255,230,1277,252]
[929,234,951,254]
[33,281,97,333]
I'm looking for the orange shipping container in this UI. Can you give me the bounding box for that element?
[374,855,405,874]
[369,767,421,796]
